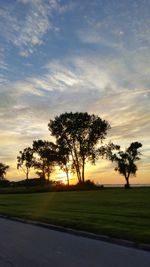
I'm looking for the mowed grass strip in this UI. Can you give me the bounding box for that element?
[0,188,150,244]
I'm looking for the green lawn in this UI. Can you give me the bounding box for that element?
[0,188,150,244]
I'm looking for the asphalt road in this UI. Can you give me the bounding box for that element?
[0,217,150,267]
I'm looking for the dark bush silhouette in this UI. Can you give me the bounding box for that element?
[0,179,10,187]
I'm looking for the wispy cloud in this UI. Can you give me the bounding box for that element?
[79,0,150,53]
[0,0,66,56]
[1,54,149,145]
[0,48,8,70]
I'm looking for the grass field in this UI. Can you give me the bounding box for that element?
[0,188,150,244]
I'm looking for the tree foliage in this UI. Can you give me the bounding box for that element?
[48,112,110,183]
[0,162,9,180]
[32,140,58,180]
[17,147,34,180]
[97,142,120,159]
[111,142,142,188]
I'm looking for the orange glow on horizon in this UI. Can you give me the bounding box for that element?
[5,159,150,186]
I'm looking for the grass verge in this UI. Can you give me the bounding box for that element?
[0,188,150,244]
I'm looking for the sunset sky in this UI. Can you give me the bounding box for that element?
[0,0,150,184]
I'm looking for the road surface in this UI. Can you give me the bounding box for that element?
[0,217,150,267]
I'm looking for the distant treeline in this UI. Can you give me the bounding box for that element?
[0,178,104,194]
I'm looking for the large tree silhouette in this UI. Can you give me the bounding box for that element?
[112,142,142,188]
[48,112,110,183]
[0,162,9,180]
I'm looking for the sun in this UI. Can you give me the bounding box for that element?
[51,168,77,185]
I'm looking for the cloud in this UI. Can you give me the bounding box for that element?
[1,54,149,144]
[1,55,149,181]
[0,48,8,85]
[0,0,66,56]
[78,0,150,54]
[0,48,8,70]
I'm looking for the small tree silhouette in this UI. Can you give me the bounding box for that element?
[0,162,9,180]
[112,142,142,188]
[17,147,34,180]
[32,140,58,181]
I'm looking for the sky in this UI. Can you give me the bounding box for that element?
[0,0,150,184]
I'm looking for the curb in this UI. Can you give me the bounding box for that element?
[0,214,150,252]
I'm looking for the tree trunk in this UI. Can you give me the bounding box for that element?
[77,163,81,183]
[65,165,69,186]
[47,167,50,181]
[72,157,81,183]
[81,157,85,183]
[42,166,46,180]
[72,144,81,183]
[125,175,130,188]
[26,168,29,180]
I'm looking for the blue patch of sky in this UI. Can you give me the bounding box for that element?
[1,0,150,81]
